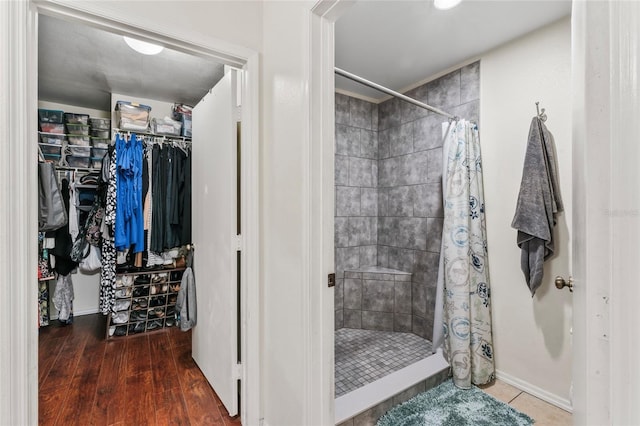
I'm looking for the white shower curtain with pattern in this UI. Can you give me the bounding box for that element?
[438,119,495,389]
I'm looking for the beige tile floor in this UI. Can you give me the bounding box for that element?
[479,379,572,426]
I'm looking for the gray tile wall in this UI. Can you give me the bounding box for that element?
[335,94,379,329]
[377,62,479,341]
[342,271,412,332]
[335,62,480,337]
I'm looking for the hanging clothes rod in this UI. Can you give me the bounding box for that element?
[335,67,457,120]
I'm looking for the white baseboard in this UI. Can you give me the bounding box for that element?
[495,369,573,413]
[49,307,100,321]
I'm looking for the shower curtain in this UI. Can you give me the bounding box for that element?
[436,119,494,389]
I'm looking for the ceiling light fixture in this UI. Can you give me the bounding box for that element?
[123,36,164,55]
[434,0,462,10]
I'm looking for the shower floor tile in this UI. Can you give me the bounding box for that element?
[335,328,433,397]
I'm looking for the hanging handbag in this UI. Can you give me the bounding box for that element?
[71,187,105,261]
[79,245,102,273]
[38,162,68,231]
[70,226,90,262]
[85,205,104,247]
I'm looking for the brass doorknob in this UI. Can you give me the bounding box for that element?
[555,276,573,292]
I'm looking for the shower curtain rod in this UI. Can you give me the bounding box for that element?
[335,67,457,120]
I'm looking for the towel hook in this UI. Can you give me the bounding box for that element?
[535,101,547,122]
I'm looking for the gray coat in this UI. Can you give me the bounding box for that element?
[176,266,197,331]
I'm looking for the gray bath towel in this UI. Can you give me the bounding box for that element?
[511,117,563,296]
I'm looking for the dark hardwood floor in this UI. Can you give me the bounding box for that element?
[39,314,241,425]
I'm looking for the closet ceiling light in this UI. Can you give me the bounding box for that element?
[123,36,164,55]
[434,0,462,10]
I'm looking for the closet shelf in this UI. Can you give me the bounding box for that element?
[56,165,100,172]
[115,266,186,276]
[112,128,191,143]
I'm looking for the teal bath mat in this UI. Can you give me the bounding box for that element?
[377,379,534,426]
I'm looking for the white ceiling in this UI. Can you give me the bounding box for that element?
[39,2,571,110]
[38,14,225,111]
[335,0,572,100]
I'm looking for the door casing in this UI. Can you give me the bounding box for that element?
[19,2,261,424]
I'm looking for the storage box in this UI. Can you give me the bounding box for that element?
[89,118,111,130]
[67,135,91,146]
[39,133,65,145]
[68,145,92,157]
[38,109,64,124]
[90,129,110,139]
[91,139,109,149]
[171,103,193,121]
[116,101,151,131]
[181,115,192,138]
[64,113,89,125]
[39,123,65,134]
[43,153,62,165]
[151,117,181,136]
[66,124,90,135]
[66,155,91,168]
[39,143,62,156]
[92,147,108,159]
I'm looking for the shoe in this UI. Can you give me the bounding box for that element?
[111,311,129,324]
[151,273,168,284]
[170,271,183,281]
[132,298,147,309]
[170,284,180,292]
[122,275,134,286]
[147,308,157,319]
[133,286,149,297]
[150,296,166,307]
[165,318,175,327]
[129,321,145,334]
[166,306,176,317]
[114,299,131,311]
[114,326,127,336]
[146,320,163,330]
[108,326,116,336]
[168,295,177,304]
[161,284,169,293]
[115,288,132,299]
[154,307,165,318]
[131,310,147,321]
[134,274,151,284]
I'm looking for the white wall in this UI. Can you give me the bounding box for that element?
[481,18,573,408]
[261,1,316,424]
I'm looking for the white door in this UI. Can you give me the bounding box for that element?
[191,69,239,416]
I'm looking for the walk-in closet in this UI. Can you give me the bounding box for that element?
[37,13,243,423]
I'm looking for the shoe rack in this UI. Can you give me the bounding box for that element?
[106,267,184,339]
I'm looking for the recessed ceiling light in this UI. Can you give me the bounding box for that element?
[434,0,462,10]
[123,36,164,55]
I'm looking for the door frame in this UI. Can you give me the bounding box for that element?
[6,1,261,424]
[308,0,608,424]
[308,1,357,424]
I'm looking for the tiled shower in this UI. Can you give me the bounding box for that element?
[334,61,480,397]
